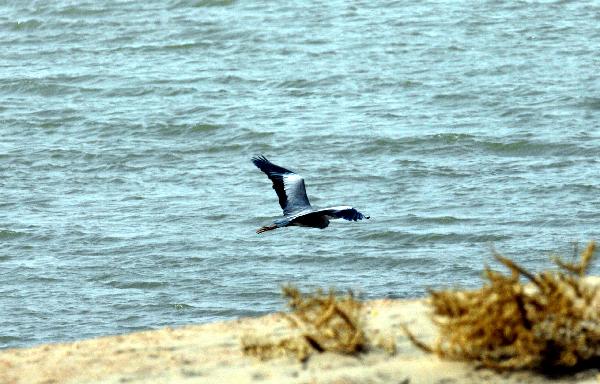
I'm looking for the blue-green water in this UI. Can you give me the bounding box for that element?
[1,0,599,349]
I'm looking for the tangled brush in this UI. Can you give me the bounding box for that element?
[404,241,599,370]
[242,285,368,361]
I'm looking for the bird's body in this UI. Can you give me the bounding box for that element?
[251,156,369,234]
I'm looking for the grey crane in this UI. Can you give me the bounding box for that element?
[252,155,369,234]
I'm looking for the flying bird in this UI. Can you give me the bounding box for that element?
[251,155,369,234]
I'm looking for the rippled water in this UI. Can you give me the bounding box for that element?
[1,0,599,349]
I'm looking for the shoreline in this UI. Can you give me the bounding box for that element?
[2,284,599,384]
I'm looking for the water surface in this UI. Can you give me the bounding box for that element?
[1,0,599,348]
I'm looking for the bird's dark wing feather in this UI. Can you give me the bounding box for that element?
[252,155,312,215]
[313,206,369,221]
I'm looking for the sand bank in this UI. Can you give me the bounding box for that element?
[2,291,599,384]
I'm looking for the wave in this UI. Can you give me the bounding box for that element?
[404,214,473,225]
[346,133,595,158]
[168,0,236,9]
[0,229,26,240]
[156,123,223,136]
[108,280,168,290]
[4,19,43,31]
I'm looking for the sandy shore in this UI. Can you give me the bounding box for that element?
[2,288,599,384]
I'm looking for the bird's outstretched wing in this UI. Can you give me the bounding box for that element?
[313,206,369,222]
[252,155,312,215]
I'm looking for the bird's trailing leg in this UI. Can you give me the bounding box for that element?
[256,224,278,234]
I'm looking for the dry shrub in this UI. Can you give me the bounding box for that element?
[281,285,367,354]
[242,285,368,361]
[241,334,311,362]
[404,241,600,371]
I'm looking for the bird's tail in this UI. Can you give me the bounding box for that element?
[256,224,278,234]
